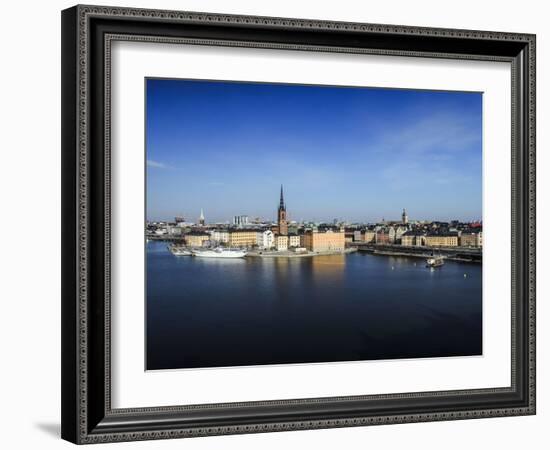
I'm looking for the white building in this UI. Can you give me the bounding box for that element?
[275,235,289,251]
[395,226,407,242]
[288,234,301,248]
[233,215,249,227]
[388,226,396,243]
[256,230,274,249]
[210,229,230,244]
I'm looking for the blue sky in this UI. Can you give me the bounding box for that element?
[146,78,482,223]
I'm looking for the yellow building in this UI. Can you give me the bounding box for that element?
[460,232,482,247]
[185,232,210,247]
[363,230,376,243]
[425,234,458,247]
[400,233,415,247]
[288,234,301,248]
[275,235,289,251]
[303,228,345,252]
[228,229,258,248]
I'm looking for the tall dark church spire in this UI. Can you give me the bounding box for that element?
[277,184,288,235]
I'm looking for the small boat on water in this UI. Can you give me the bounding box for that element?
[192,247,247,258]
[168,245,192,256]
[426,255,445,268]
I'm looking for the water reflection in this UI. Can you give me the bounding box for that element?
[146,241,482,370]
[310,254,346,281]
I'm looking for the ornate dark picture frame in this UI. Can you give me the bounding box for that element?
[61,4,536,444]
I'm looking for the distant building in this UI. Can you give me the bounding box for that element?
[400,231,416,247]
[425,232,459,247]
[277,185,288,235]
[198,209,205,226]
[353,230,363,242]
[275,234,289,251]
[210,229,229,244]
[401,231,426,247]
[228,229,257,248]
[288,234,301,248]
[375,229,391,245]
[302,228,345,252]
[363,230,376,243]
[256,230,274,249]
[402,209,408,224]
[388,226,396,243]
[167,226,183,236]
[233,215,249,227]
[460,231,483,248]
[395,226,407,243]
[185,231,210,247]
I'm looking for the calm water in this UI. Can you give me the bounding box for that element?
[146,241,482,370]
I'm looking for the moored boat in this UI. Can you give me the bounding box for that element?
[192,247,247,258]
[168,245,192,256]
[426,255,445,267]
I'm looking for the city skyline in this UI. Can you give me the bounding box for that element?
[146,79,482,223]
[147,189,480,226]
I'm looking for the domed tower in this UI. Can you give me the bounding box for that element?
[402,208,408,225]
[277,185,288,235]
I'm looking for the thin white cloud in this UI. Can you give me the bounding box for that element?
[147,159,168,169]
[375,114,481,156]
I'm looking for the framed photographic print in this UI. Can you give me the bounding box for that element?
[61,5,536,444]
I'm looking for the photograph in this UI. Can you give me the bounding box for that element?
[145,78,484,371]
[57,3,537,445]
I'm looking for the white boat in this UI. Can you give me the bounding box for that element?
[168,245,192,256]
[426,255,445,267]
[192,247,247,258]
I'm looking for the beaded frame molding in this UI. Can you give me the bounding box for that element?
[61,4,536,444]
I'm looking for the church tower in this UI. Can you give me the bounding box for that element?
[277,185,288,235]
[402,208,408,225]
[199,208,205,226]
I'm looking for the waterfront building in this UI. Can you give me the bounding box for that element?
[228,229,258,248]
[415,235,426,246]
[198,209,205,226]
[167,226,183,236]
[288,234,301,248]
[277,185,288,236]
[233,215,249,227]
[275,234,289,251]
[395,226,407,243]
[210,229,230,244]
[363,230,376,243]
[302,228,345,252]
[353,230,363,242]
[256,230,275,249]
[400,231,426,247]
[400,231,416,246]
[388,226,396,243]
[375,229,390,245]
[185,231,210,247]
[402,208,408,224]
[460,231,483,248]
[425,232,459,247]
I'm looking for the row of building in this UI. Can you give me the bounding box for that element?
[185,226,345,252]
[351,227,482,248]
[151,189,481,251]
